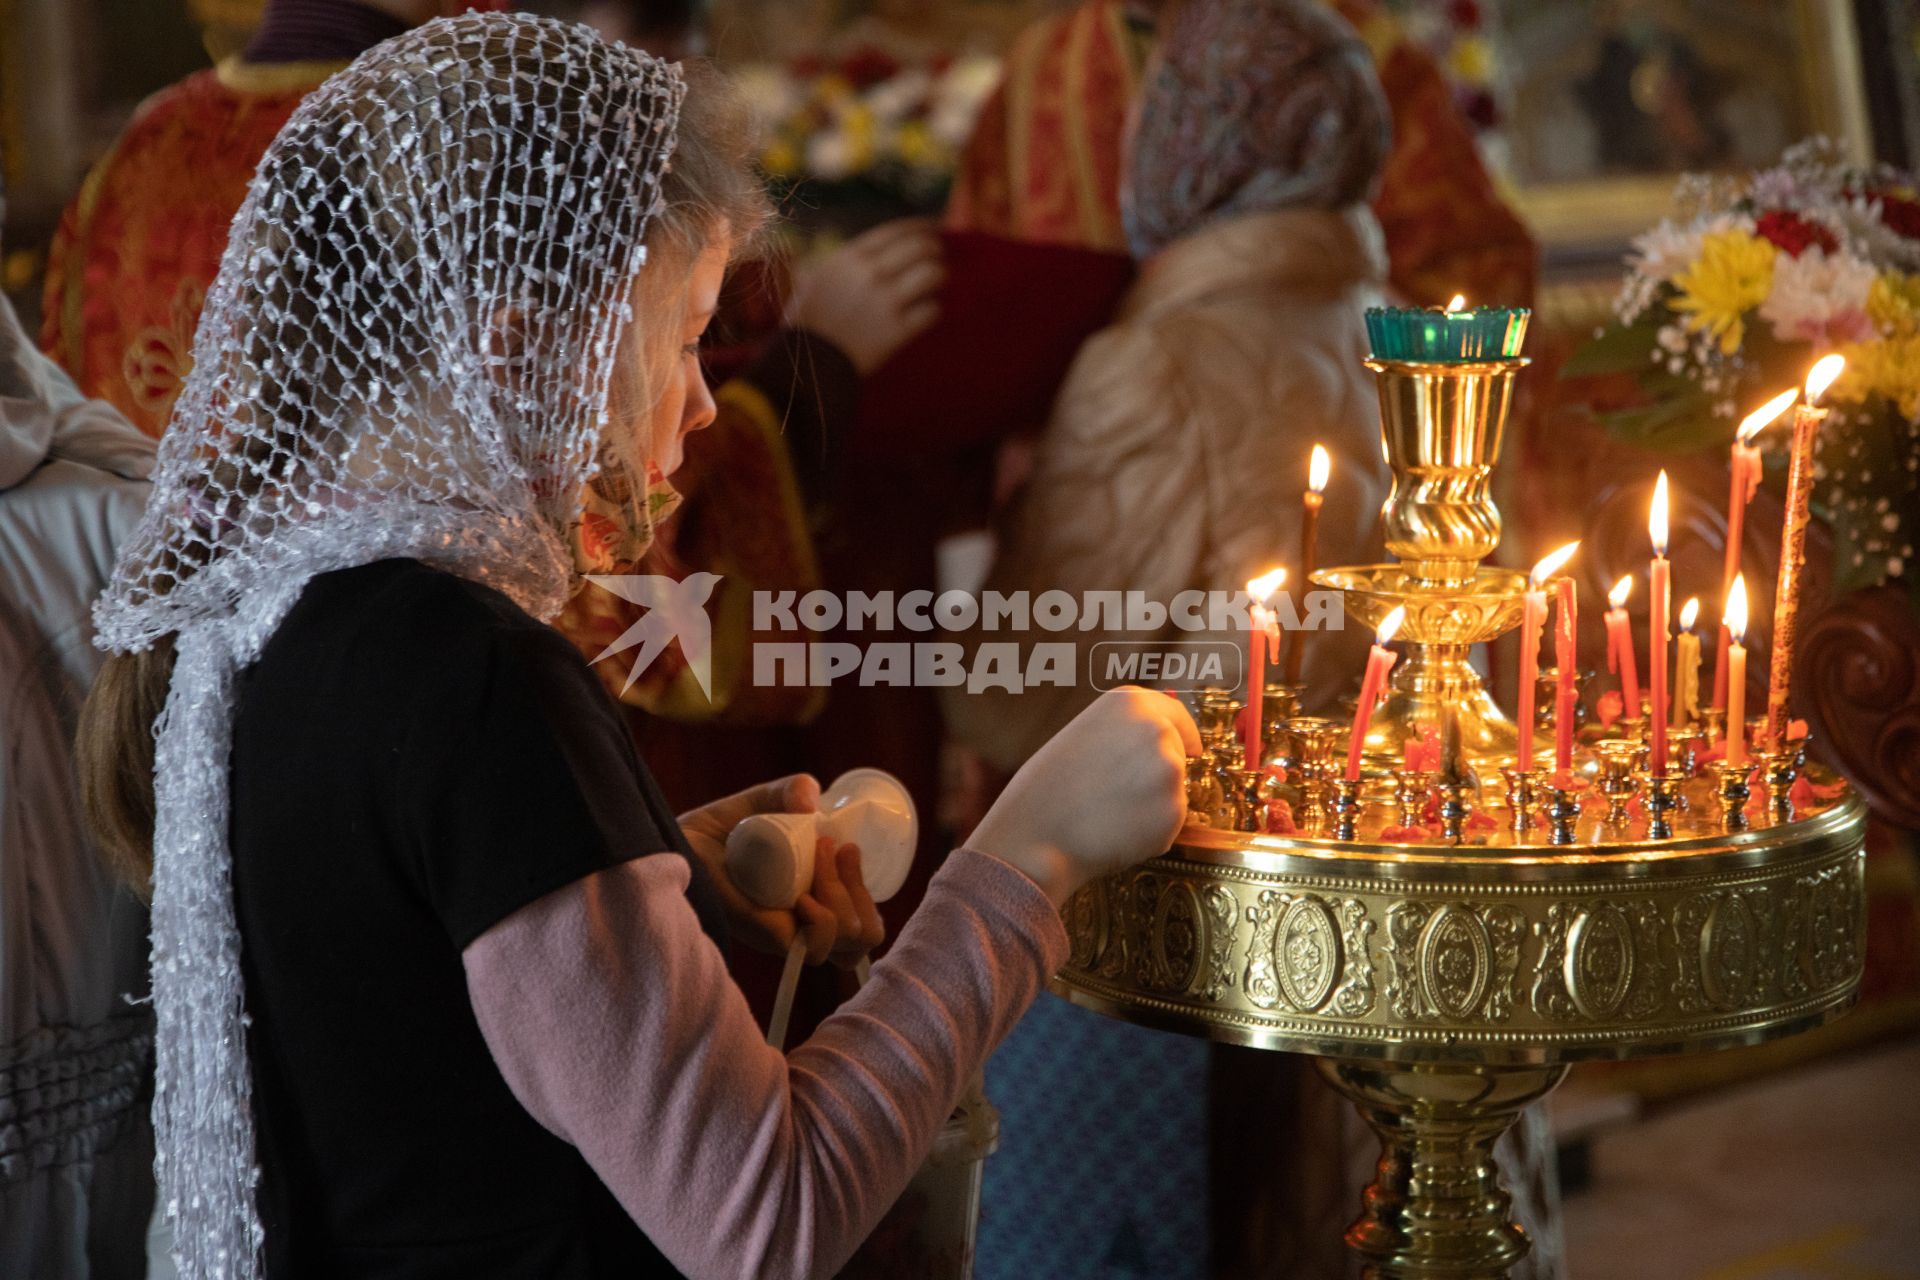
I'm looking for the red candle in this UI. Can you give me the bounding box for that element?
[1649,471,1672,774]
[1517,542,1579,768]
[1243,568,1286,766]
[1345,605,1406,781]
[1725,574,1750,768]
[1554,574,1578,771]
[1604,576,1641,717]
[1712,390,1793,709]
[1282,445,1330,685]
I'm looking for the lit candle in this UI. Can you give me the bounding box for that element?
[1554,572,1579,772]
[1673,597,1701,732]
[1604,576,1641,719]
[1517,542,1580,768]
[1649,471,1672,775]
[1364,295,1530,363]
[1244,568,1286,766]
[1712,390,1794,709]
[1282,445,1331,684]
[1725,575,1750,769]
[1766,355,1845,748]
[1346,605,1406,781]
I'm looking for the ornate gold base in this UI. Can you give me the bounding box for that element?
[1050,796,1867,1278]
[1317,1059,1566,1280]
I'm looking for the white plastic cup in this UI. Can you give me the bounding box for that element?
[723,768,918,910]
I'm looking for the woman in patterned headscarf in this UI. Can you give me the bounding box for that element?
[950,3,1565,1276]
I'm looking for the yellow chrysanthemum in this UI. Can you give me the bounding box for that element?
[1837,336,1920,420]
[1670,229,1777,355]
[1867,271,1920,338]
[760,137,801,179]
[813,73,855,104]
[893,119,948,171]
[1449,36,1494,86]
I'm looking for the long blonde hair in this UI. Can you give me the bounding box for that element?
[77,57,771,892]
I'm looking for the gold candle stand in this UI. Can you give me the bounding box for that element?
[1049,339,1867,1279]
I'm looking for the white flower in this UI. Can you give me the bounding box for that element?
[864,68,932,123]
[929,55,1002,147]
[807,130,860,181]
[1758,246,1879,344]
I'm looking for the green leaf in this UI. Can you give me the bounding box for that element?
[1595,377,1722,451]
[1561,317,1666,378]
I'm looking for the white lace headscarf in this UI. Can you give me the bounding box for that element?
[91,14,683,1275]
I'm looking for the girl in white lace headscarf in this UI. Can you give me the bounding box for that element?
[79,14,729,1273]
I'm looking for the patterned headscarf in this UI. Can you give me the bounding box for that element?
[1123,0,1390,259]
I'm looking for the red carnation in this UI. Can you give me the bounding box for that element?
[1876,192,1920,240]
[1755,209,1839,257]
[840,45,903,90]
[1448,0,1482,28]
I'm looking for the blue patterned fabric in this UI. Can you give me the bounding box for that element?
[975,994,1210,1280]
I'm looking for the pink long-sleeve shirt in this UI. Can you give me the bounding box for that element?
[462,846,1067,1280]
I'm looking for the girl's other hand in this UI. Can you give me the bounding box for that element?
[679,774,884,964]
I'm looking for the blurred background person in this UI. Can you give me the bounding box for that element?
[943,4,1563,1275]
[38,0,510,438]
[0,195,158,1279]
[945,0,1537,308]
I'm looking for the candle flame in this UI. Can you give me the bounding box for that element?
[1308,443,1331,494]
[1529,540,1581,587]
[1445,294,1467,313]
[1608,575,1633,608]
[1680,596,1700,630]
[1726,573,1748,641]
[1804,353,1846,404]
[1376,605,1407,646]
[1246,567,1288,605]
[1650,471,1670,557]
[1737,388,1798,444]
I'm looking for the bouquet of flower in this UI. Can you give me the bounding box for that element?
[1567,139,1920,594]
[733,48,1001,217]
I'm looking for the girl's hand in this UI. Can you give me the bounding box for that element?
[968,687,1199,906]
[679,776,885,965]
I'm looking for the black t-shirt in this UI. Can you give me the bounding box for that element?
[229,558,728,1278]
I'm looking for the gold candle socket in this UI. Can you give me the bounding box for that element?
[1762,735,1810,823]
[1185,756,1225,828]
[1597,740,1643,825]
[1438,778,1473,844]
[1642,769,1684,840]
[1707,759,1754,832]
[1231,767,1270,834]
[1331,777,1365,840]
[1698,706,1727,749]
[1394,769,1434,830]
[1259,682,1304,763]
[1500,765,1543,839]
[1282,717,1344,833]
[1544,783,1583,845]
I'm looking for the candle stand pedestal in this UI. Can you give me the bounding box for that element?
[1052,797,1866,1279]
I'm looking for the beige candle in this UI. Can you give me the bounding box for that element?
[1766,355,1845,747]
[1283,445,1330,684]
[1673,597,1701,731]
